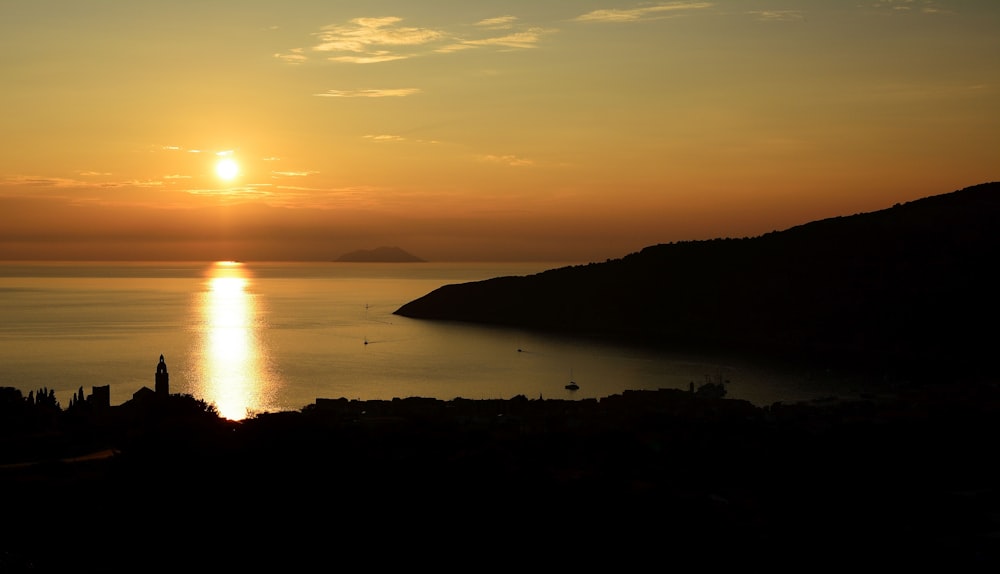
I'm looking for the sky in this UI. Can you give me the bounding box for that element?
[1,0,997,263]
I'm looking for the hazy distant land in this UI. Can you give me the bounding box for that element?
[3,183,1000,570]
[334,246,426,262]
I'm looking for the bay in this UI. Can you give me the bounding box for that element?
[0,261,858,420]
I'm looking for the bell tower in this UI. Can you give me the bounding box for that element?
[155,354,169,395]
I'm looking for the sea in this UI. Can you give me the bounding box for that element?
[0,260,864,420]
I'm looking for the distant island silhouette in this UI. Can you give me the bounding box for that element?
[396,182,1000,384]
[335,246,425,262]
[4,184,1000,570]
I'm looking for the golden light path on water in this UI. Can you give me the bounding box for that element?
[192,261,278,420]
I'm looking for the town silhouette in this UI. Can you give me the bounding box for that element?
[3,350,998,570]
[3,183,999,570]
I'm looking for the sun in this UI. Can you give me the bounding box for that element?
[215,158,240,181]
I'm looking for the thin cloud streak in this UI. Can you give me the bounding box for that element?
[185,186,275,200]
[271,171,319,177]
[872,0,948,14]
[274,48,307,64]
[2,1,995,262]
[574,2,713,23]
[476,16,518,29]
[749,10,805,22]
[314,17,444,52]
[365,135,406,142]
[314,88,421,98]
[311,17,443,63]
[1,176,160,191]
[480,154,535,167]
[263,185,388,209]
[460,28,551,50]
[282,15,549,64]
[328,53,410,64]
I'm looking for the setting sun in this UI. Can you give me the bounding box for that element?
[0,2,997,264]
[215,158,239,181]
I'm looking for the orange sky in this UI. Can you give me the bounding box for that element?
[1,1,997,262]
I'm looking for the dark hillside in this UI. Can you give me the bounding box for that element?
[395,182,1000,381]
[4,385,1000,569]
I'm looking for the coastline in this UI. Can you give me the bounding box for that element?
[3,382,998,569]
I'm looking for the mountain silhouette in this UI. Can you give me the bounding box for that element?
[395,182,1000,381]
[335,246,425,262]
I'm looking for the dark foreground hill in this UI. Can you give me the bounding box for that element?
[2,384,999,570]
[395,182,1000,383]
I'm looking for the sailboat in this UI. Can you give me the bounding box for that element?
[565,369,579,391]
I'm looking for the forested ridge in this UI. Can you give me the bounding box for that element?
[396,182,1000,382]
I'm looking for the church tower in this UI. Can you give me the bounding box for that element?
[155,354,169,395]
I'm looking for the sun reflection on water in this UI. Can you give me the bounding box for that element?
[192,261,278,420]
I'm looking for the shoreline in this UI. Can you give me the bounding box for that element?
[3,382,998,568]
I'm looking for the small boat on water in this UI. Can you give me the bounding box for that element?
[565,369,579,391]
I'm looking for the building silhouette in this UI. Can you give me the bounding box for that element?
[155,354,169,396]
[90,384,110,409]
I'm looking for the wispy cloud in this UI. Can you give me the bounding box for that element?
[314,88,421,98]
[328,53,409,64]
[312,17,443,63]
[365,134,406,142]
[246,185,386,209]
[749,10,805,22]
[2,176,85,189]
[363,134,441,145]
[1,175,164,190]
[274,48,307,64]
[480,154,535,167]
[271,171,318,177]
[476,16,518,29]
[186,185,274,200]
[871,0,948,14]
[281,15,551,64]
[318,17,443,49]
[157,145,202,154]
[458,28,550,50]
[574,2,713,23]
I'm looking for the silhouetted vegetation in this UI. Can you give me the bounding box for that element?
[395,182,1000,385]
[2,380,999,570]
[4,183,1000,570]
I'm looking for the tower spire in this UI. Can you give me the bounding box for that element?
[155,354,169,395]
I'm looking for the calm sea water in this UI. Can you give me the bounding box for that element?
[0,261,860,420]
